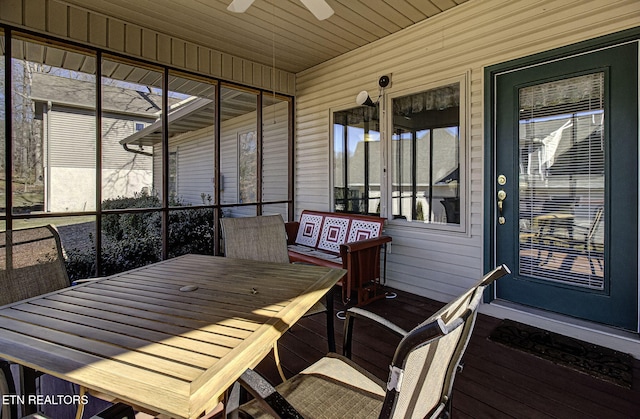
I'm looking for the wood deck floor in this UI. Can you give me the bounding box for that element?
[36,287,640,418]
[254,288,640,419]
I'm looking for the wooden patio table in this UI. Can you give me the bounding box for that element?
[0,254,345,418]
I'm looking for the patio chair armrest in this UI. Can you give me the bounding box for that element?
[343,307,407,359]
[284,221,300,245]
[236,368,304,419]
[339,235,392,254]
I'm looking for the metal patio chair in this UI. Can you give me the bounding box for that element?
[0,225,133,419]
[533,206,604,275]
[0,225,71,307]
[220,215,331,380]
[227,264,510,419]
[0,225,70,419]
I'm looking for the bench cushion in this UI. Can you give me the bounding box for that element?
[288,244,343,265]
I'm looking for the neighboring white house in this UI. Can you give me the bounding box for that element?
[120,93,289,219]
[30,72,159,212]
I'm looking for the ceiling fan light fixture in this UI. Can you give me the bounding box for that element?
[300,0,334,20]
[227,0,255,13]
[227,0,333,20]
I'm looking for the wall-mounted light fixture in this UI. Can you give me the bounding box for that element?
[356,74,391,106]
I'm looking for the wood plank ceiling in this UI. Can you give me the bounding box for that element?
[59,0,469,74]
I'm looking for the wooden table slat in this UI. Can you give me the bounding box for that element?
[0,329,191,417]
[94,278,290,310]
[85,282,288,315]
[45,294,258,337]
[3,306,223,367]
[17,301,242,353]
[107,270,318,298]
[0,315,204,381]
[64,288,267,327]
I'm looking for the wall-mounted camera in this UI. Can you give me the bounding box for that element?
[378,74,391,88]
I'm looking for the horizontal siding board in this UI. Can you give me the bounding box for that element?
[175,138,215,205]
[185,43,198,72]
[102,116,154,170]
[141,28,157,60]
[24,0,46,31]
[108,19,126,52]
[47,1,68,37]
[198,47,211,74]
[68,7,88,42]
[49,108,96,168]
[0,0,22,24]
[88,13,108,47]
[263,102,290,201]
[125,24,142,56]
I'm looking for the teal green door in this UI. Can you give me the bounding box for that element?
[494,42,638,331]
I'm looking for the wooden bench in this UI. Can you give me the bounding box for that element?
[285,210,392,307]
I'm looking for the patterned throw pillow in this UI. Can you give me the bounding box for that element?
[347,219,382,243]
[317,216,350,253]
[295,213,324,247]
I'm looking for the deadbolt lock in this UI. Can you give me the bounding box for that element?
[497,174,507,185]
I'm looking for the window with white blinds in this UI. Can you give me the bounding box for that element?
[518,72,605,290]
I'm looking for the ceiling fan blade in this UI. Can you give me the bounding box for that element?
[300,0,334,20]
[227,0,255,13]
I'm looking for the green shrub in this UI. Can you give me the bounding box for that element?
[101,189,161,241]
[168,207,215,257]
[64,190,215,279]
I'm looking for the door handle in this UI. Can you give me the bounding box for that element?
[497,190,507,225]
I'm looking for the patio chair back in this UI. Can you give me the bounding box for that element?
[586,206,604,244]
[220,215,290,263]
[382,265,510,419]
[0,225,70,306]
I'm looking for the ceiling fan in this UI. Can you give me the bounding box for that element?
[227,0,334,20]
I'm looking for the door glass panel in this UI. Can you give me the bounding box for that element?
[518,73,605,289]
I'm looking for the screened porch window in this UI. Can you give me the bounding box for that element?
[2,31,293,278]
[238,130,257,203]
[391,83,461,225]
[332,106,380,215]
